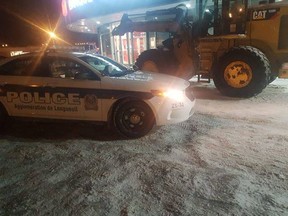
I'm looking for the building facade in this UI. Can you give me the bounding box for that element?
[61,0,191,65]
[61,0,277,65]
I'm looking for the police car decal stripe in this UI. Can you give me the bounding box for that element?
[0,84,154,100]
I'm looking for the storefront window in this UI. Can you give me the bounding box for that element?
[111,29,147,66]
[100,23,171,66]
[113,35,122,63]
[132,32,147,63]
[100,32,112,58]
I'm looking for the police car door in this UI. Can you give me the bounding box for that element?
[40,57,102,121]
[0,56,51,118]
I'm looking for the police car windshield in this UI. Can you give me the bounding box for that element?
[79,55,134,77]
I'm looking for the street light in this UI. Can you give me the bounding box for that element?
[46,30,70,47]
[48,31,57,39]
[48,31,57,47]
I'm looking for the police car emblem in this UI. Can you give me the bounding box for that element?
[84,94,98,110]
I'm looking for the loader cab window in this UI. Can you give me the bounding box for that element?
[212,0,247,34]
[227,0,246,34]
[228,0,245,20]
[148,32,170,49]
[192,9,214,37]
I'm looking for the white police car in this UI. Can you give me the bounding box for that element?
[0,50,195,138]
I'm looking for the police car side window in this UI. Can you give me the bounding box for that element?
[49,58,99,80]
[0,58,33,76]
[0,57,51,77]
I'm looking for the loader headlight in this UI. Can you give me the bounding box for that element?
[151,89,185,101]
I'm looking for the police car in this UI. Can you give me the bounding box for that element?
[0,50,195,138]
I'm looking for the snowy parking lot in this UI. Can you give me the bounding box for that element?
[1,79,288,215]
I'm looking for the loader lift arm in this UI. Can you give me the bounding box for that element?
[111,4,205,80]
[112,4,189,36]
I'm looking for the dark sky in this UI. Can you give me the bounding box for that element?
[0,0,61,46]
[0,0,96,46]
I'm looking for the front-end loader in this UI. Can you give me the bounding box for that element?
[112,0,288,97]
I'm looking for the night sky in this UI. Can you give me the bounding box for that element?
[0,0,96,46]
[0,0,61,46]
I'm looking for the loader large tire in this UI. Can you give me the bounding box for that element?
[135,49,179,76]
[213,46,270,98]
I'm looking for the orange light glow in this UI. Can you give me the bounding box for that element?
[48,31,57,38]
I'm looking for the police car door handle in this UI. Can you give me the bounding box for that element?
[44,83,56,88]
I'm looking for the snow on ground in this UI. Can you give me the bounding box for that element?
[0,79,288,215]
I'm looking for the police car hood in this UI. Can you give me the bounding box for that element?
[104,71,190,91]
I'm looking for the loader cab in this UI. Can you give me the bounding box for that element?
[200,0,248,36]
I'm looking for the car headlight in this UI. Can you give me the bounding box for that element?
[151,89,185,101]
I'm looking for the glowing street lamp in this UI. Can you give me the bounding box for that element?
[48,31,58,47]
[45,30,69,47]
[48,31,57,39]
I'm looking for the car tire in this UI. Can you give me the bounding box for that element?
[213,46,270,98]
[113,99,155,138]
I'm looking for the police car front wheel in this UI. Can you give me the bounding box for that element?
[113,100,155,138]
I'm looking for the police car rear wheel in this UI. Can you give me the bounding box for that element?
[113,100,155,138]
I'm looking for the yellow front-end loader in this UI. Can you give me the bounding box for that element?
[112,0,288,97]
